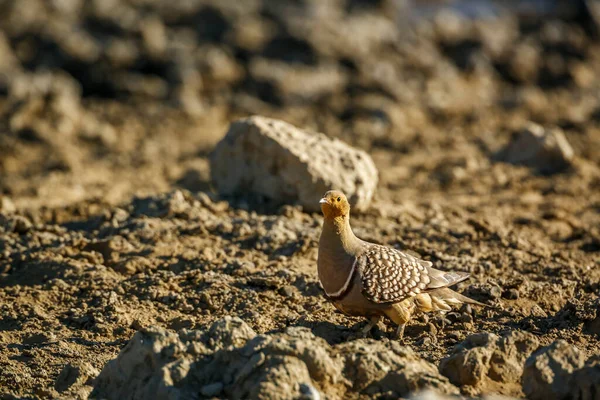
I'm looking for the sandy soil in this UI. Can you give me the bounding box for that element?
[0,0,599,398]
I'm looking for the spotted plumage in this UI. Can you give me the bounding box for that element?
[317,190,487,339]
[358,245,431,303]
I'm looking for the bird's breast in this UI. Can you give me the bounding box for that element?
[317,245,356,299]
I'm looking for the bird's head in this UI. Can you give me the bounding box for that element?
[319,190,350,219]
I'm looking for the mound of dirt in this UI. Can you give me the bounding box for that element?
[522,339,599,400]
[439,331,540,394]
[91,317,457,399]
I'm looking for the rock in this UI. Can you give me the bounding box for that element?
[466,283,502,301]
[210,116,378,212]
[55,362,99,393]
[522,340,586,400]
[279,285,297,297]
[337,340,459,397]
[498,123,574,174]
[440,331,539,389]
[11,216,32,234]
[488,285,502,300]
[92,318,460,399]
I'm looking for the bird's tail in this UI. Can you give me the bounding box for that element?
[433,287,489,307]
[415,288,489,313]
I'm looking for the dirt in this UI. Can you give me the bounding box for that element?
[0,0,599,398]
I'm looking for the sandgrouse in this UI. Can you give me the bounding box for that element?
[317,190,485,339]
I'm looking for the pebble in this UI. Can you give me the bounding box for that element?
[488,285,502,299]
[12,216,32,234]
[416,336,432,346]
[279,285,296,298]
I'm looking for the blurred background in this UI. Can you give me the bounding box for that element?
[1,0,599,211]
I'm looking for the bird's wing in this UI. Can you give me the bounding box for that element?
[358,244,469,304]
[425,266,470,289]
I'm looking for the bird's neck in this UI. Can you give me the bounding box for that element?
[321,215,360,253]
[318,214,362,299]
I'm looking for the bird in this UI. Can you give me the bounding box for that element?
[317,190,486,339]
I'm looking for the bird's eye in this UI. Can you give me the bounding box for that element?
[337,197,341,202]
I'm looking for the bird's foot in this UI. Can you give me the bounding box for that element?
[432,315,450,331]
[360,316,382,338]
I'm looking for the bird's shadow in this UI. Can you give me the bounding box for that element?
[276,301,555,347]
[274,311,410,345]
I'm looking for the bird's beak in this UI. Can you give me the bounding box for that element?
[319,198,328,205]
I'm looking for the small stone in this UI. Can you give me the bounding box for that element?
[279,285,296,298]
[498,123,574,174]
[489,286,502,299]
[12,216,32,234]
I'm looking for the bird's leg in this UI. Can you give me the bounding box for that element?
[386,298,414,341]
[433,314,448,331]
[395,323,406,340]
[361,316,382,336]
